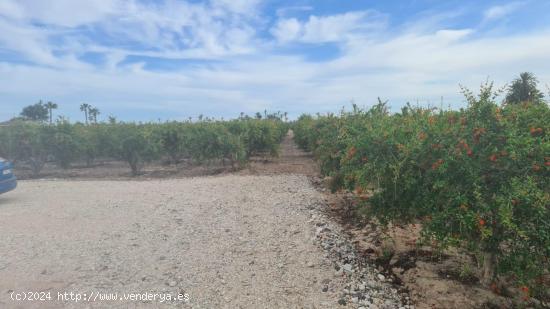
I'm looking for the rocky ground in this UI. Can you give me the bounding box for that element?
[307,205,411,309]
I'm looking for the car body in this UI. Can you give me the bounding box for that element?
[0,157,17,194]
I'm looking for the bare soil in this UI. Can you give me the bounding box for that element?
[13,159,234,181]
[240,130,319,177]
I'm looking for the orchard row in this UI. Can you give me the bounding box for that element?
[0,118,288,176]
[293,83,549,297]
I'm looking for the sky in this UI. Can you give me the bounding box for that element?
[1,0,550,122]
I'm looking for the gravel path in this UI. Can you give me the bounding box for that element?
[0,176,347,308]
[0,133,409,309]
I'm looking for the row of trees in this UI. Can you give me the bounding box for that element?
[19,101,58,123]
[293,75,549,299]
[0,117,288,176]
[18,101,100,125]
[79,103,100,124]
[16,100,291,125]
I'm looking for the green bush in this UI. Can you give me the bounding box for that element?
[108,123,160,175]
[153,122,189,165]
[48,121,79,169]
[0,121,50,177]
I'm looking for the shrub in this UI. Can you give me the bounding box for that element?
[108,124,160,175]
[0,121,50,176]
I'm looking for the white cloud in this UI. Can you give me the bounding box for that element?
[0,0,263,69]
[0,0,25,20]
[483,2,525,22]
[301,11,380,43]
[270,18,302,42]
[336,29,550,80]
[211,0,262,15]
[271,11,386,44]
[0,19,54,65]
[435,29,474,42]
[3,0,121,27]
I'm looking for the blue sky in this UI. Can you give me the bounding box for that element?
[1,0,549,121]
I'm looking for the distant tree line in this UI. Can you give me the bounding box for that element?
[13,71,548,125]
[18,101,100,125]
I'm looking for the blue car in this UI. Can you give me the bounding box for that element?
[0,157,17,194]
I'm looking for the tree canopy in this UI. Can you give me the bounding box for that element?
[20,101,49,121]
[505,72,545,104]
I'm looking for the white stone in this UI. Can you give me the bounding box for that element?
[342,263,353,272]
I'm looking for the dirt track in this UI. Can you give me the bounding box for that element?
[0,175,351,308]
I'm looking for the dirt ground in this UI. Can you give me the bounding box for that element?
[13,159,234,181]
[240,130,319,177]
[0,176,351,308]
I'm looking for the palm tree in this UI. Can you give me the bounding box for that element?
[45,101,58,124]
[88,107,100,124]
[505,72,545,104]
[80,103,90,124]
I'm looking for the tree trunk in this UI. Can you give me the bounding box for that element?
[29,157,45,178]
[129,162,139,176]
[128,156,140,176]
[480,251,496,286]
